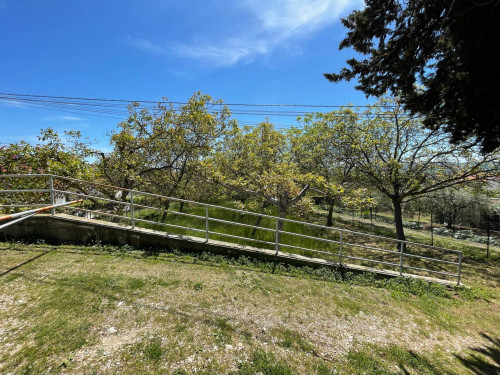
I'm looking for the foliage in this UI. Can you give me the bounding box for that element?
[326,0,500,152]
[433,227,497,246]
[96,91,235,201]
[0,127,93,178]
[0,128,95,209]
[292,109,373,225]
[428,187,491,229]
[327,97,499,242]
[2,90,499,263]
[402,221,420,230]
[209,122,317,224]
[341,187,374,212]
[452,230,475,240]
[432,227,453,237]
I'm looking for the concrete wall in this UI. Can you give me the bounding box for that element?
[2,214,447,285]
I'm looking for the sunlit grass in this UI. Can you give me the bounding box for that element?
[0,243,498,374]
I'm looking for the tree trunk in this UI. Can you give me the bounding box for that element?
[446,218,453,229]
[393,198,406,251]
[487,215,491,259]
[251,215,263,238]
[179,201,185,213]
[370,207,373,232]
[112,190,129,223]
[275,207,286,254]
[430,211,434,246]
[327,203,334,227]
[161,200,171,223]
[238,197,247,217]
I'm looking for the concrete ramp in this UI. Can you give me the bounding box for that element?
[0,213,456,286]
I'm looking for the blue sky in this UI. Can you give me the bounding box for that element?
[0,0,369,150]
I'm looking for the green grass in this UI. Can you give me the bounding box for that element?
[56,195,497,288]
[118,201,479,284]
[233,350,293,375]
[132,202,334,255]
[276,329,313,352]
[321,210,500,289]
[327,208,499,261]
[0,242,499,374]
[142,336,165,361]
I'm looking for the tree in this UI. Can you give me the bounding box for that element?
[325,0,500,153]
[292,108,370,226]
[430,187,490,230]
[209,122,316,249]
[0,128,94,209]
[0,128,93,178]
[96,92,234,211]
[335,98,499,246]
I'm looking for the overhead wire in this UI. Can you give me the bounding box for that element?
[0,92,400,108]
[0,92,421,127]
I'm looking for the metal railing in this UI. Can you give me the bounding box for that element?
[0,174,464,285]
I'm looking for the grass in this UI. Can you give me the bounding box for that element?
[0,241,499,374]
[321,210,500,289]
[234,350,293,375]
[89,200,492,285]
[327,208,500,258]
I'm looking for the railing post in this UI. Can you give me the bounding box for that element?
[49,175,55,216]
[205,206,209,242]
[130,191,135,229]
[399,241,404,275]
[275,217,280,256]
[339,231,343,265]
[457,252,463,285]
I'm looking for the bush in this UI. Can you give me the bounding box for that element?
[453,230,475,240]
[433,227,497,246]
[476,236,496,245]
[402,220,420,229]
[433,227,453,236]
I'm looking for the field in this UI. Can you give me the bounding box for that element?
[0,239,499,374]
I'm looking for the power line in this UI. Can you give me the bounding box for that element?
[0,92,398,109]
[0,97,408,117]
[0,92,421,125]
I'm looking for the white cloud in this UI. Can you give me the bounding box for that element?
[250,0,348,32]
[172,40,270,67]
[0,99,25,108]
[43,115,84,122]
[170,0,360,67]
[128,36,167,54]
[59,116,83,121]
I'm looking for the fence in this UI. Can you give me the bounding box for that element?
[0,174,463,285]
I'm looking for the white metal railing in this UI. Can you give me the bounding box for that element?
[0,174,463,285]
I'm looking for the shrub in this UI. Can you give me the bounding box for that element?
[433,227,453,236]
[476,236,496,245]
[453,230,475,240]
[402,221,420,229]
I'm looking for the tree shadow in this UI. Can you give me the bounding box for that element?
[0,249,53,277]
[455,333,500,375]
[397,350,453,375]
